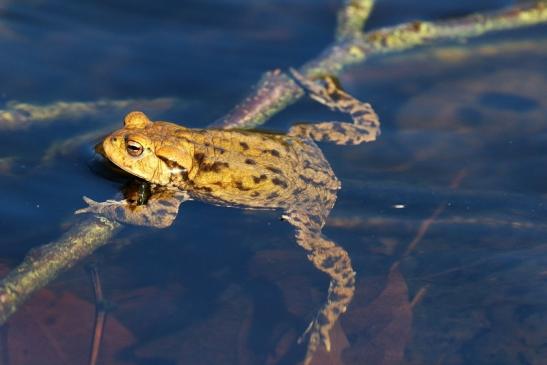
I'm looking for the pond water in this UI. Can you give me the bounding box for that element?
[0,1,546,364]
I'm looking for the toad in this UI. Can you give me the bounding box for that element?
[78,71,380,365]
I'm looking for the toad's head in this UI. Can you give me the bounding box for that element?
[102,111,194,186]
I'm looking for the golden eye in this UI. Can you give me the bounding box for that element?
[126,140,144,157]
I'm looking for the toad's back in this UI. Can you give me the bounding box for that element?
[185,128,340,209]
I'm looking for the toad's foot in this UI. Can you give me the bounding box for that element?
[298,314,332,365]
[76,191,189,228]
[284,209,356,365]
[75,196,128,215]
[289,68,380,144]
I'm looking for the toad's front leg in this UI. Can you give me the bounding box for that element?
[283,209,356,365]
[76,190,190,228]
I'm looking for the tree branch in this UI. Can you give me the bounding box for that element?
[1,1,546,325]
[336,0,375,40]
[0,216,121,324]
[214,1,546,129]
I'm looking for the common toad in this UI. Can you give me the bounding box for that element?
[79,72,380,364]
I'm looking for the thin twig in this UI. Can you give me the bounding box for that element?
[410,285,430,309]
[403,170,467,257]
[88,265,107,365]
[392,169,467,315]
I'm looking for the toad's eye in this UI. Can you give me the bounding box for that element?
[126,140,144,157]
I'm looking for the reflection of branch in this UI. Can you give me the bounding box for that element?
[214,1,546,129]
[0,2,546,325]
[0,217,121,324]
[0,97,181,130]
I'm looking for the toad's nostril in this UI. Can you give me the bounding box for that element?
[112,137,117,142]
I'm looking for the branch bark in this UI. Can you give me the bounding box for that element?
[1,1,546,325]
[336,0,375,40]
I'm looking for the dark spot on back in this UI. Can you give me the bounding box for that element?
[480,91,539,112]
[240,141,249,150]
[235,181,251,191]
[252,174,268,184]
[271,177,288,189]
[269,149,280,157]
[194,152,205,165]
[200,161,229,173]
[245,158,256,165]
[267,192,279,200]
[267,166,282,175]
[213,161,229,171]
[299,174,320,187]
[251,191,260,197]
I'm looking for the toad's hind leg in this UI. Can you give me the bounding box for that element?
[289,69,380,145]
[282,209,356,365]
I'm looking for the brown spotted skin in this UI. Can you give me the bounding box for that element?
[81,74,380,365]
[101,115,341,212]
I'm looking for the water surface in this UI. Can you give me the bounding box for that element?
[1,1,546,364]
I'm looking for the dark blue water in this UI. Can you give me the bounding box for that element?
[1,1,546,364]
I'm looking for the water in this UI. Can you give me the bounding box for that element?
[1,1,546,364]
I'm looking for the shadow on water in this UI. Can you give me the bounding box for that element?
[0,1,546,364]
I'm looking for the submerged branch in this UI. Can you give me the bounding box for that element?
[0,1,546,324]
[0,217,121,324]
[305,0,547,76]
